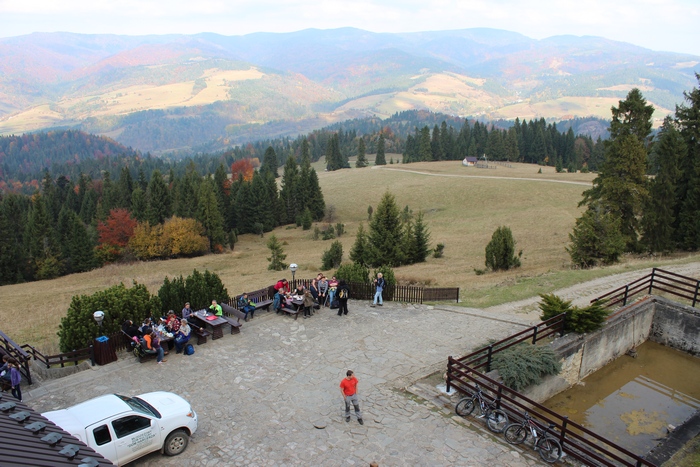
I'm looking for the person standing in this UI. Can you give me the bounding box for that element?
[337,280,350,316]
[371,273,385,307]
[340,370,363,424]
[10,361,22,401]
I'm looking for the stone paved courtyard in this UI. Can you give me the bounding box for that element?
[25,301,546,466]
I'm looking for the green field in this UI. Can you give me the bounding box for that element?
[1,159,698,351]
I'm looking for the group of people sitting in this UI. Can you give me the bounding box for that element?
[122,305,197,364]
[272,274,351,317]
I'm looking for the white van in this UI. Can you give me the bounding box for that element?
[43,391,198,466]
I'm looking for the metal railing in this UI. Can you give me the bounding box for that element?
[592,268,700,309]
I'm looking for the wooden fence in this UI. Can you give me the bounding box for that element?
[0,330,32,385]
[289,279,459,304]
[591,268,700,309]
[21,344,95,370]
[446,315,656,467]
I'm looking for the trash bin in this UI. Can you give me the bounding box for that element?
[93,336,118,366]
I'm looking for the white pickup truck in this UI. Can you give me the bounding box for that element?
[43,391,198,466]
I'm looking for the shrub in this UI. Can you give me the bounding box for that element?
[567,206,625,268]
[538,294,609,334]
[58,281,161,352]
[158,269,229,313]
[485,226,521,271]
[433,242,445,258]
[321,225,336,240]
[301,208,313,230]
[313,226,320,240]
[335,222,345,237]
[492,344,561,391]
[321,240,343,270]
[335,263,369,284]
[372,266,396,286]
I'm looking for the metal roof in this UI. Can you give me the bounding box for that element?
[0,394,114,466]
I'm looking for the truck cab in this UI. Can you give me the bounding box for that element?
[43,392,197,466]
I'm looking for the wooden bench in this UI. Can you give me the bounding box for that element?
[221,303,244,335]
[233,288,274,319]
[280,306,300,320]
[188,322,211,345]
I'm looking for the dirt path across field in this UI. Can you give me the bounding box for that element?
[374,166,593,186]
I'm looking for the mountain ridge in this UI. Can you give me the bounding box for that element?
[0,28,697,153]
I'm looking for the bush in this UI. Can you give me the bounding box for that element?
[313,226,320,240]
[433,243,445,258]
[485,226,521,271]
[335,222,345,237]
[58,281,161,352]
[372,266,396,286]
[492,344,561,391]
[321,241,343,270]
[301,208,313,230]
[157,269,229,314]
[538,294,609,334]
[335,263,370,283]
[321,225,336,240]
[567,206,625,268]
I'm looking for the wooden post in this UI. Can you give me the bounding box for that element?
[446,357,452,392]
[560,314,566,337]
[623,285,630,306]
[486,345,494,372]
[496,385,503,410]
[89,345,95,367]
[532,326,538,344]
[648,269,656,294]
[560,416,568,448]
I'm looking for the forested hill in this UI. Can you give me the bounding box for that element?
[0,130,138,179]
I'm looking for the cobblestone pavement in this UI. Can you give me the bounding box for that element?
[26,302,545,467]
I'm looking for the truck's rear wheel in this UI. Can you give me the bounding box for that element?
[164,429,189,456]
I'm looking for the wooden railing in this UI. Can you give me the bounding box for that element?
[447,315,656,466]
[0,330,32,385]
[21,343,95,369]
[592,268,700,309]
[456,312,566,372]
[288,279,459,304]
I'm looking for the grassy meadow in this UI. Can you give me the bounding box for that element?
[2,158,698,351]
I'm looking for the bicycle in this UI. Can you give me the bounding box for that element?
[454,384,509,433]
[503,412,563,463]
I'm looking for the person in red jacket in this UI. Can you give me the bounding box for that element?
[339,370,363,425]
[275,278,290,295]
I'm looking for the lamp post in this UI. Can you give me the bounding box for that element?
[93,310,105,337]
[289,263,298,286]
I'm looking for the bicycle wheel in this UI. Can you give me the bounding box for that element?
[486,409,509,433]
[455,397,476,417]
[504,423,528,445]
[538,437,562,463]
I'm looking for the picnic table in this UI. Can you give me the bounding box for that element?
[191,309,228,340]
[280,297,304,320]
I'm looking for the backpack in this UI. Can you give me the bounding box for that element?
[338,288,348,299]
[184,344,195,356]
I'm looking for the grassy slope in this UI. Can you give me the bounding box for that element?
[1,159,698,351]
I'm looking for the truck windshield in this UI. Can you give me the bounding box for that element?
[115,394,162,419]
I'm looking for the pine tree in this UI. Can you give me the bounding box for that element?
[568,204,626,268]
[266,235,288,271]
[419,126,432,161]
[146,169,171,225]
[412,211,431,263]
[675,74,700,250]
[375,133,386,165]
[131,187,147,222]
[117,167,133,209]
[280,154,300,224]
[642,118,684,252]
[260,146,279,178]
[68,212,97,272]
[356,138,368,168]
[349,223,370,266]
[431,124,443,160]
[367,192,403,267]
[197,179,226,251]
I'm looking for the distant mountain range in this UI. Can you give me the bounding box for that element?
[0,28,698,154]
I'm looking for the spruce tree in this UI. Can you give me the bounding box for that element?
[266,235,288,271]
[197,179,226,251]
[568,204,626,268]
[375,133,386,165]
[642,118,684,252]
[117,167,133,209]
[412,211,431,263]
[131,187,147,222]
[367,192,403,267]
[280,155,300,224]
[349,223,370,266]
[431,124,443,160]
[261,146,279,178]
[68,212,97,272]
[419,126,432,161]
[675,74,700,250]
[356,138,368,168]
[146,169,171,225]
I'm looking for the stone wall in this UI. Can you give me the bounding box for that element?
[649,297,700,356]
[523,295,699,403]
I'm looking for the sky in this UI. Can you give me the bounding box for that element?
[0,0,698,56]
